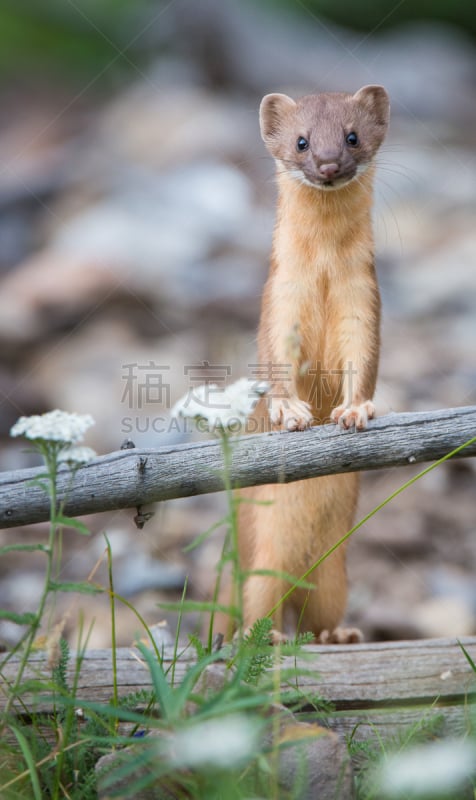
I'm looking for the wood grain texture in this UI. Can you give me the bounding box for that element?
[2,637,475,742]
[1,406,475,529]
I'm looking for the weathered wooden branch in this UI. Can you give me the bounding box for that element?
[2,638,476,742]
[1,406,475,529]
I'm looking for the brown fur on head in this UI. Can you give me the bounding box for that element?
[259,85,389,190]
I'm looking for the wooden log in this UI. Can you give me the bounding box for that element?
[1,406,475,529]
[2,638,476,743]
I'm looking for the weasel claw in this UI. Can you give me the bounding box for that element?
[331,400,375,430]
[318,626,363,644]
[270,397,313,431]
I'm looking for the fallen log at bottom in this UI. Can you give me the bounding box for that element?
[1,637,475,744]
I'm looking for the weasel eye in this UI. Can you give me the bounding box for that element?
[346,131,359,147]
[296,136,309,152]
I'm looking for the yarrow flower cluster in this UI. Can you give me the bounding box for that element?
[171,378,268,434]
[377,738,476,798]
[166,713,260,769]
[10,410,95,446]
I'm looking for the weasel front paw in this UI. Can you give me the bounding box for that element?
[270,397,313,431]
[331,400,375,430]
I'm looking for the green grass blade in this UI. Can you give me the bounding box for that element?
[0,544,48,555]
[104,535,118,717]
[9,726,42,800]
[183,516,228,552]
[136,641,173,721]
[109,589,165,666]
[158,599,240,616]
[170,577,188,688]
[243,569,315,591]
[48,580,103,594]
[457,639,476,674]
[54,515,91,535]
[173,650,228,714]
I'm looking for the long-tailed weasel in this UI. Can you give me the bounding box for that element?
[220,86,389,642]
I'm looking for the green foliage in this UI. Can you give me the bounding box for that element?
[350,712,448,799]
[0,420,111,799]
[115,687,157,714]
[2,415,476,798]
[188,632,208,662]
[0,609,38,625]
[0,0,151,82]
[240,617,275,685]
[2,0,475,86]
[290,631,315,648]
[51,636,70,695]
[256,0,476,38]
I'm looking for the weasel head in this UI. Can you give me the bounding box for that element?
[259,85,389,191]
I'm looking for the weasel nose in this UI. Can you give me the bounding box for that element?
[318,162,339,179]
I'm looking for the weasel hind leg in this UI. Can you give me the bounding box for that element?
[291,573,363,644]
[290,546,349,640]
[241,474,360,641]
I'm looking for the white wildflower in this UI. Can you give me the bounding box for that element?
[10,410,95,445]
[377,738,476,798]
[166,714,260,769]
[171,378,268,434]
[57,446,97,465]
[224,378,269,417]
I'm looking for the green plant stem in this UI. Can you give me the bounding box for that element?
[34,444,59,639]
[207,430,245,649]
[105,535,119,722]
[52,620,95,800]
[222,431,244,640]
[2,444,60,723]
[109,591,164,666]
[171,577,188,687]
[207,563,224,654]
[268,435,476,620]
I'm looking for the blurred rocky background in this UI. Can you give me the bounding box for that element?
[0,0,475,648]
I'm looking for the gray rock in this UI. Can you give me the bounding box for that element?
[414,596,475,639]
[360,603,424,642]
[113,551,186,597]
[394,230,476,317]
[96,698,354,800]
[267,704,355,800]
[96,741,175,800]
[53,162,254,290]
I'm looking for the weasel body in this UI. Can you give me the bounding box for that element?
[219,86,389,641]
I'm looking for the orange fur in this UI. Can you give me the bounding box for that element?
[214,86,389,641]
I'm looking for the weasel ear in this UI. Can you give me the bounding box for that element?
[259,93,297,147]
[353,85,390,127]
